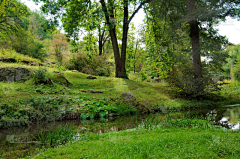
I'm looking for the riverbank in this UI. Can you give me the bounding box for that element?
[33,120,240,159]
[1,62,240,129]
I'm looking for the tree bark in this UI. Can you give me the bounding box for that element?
[119,0,129,78]
[98,27,103,56]
[188,0,202,84]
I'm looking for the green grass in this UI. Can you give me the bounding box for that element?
[0,49,41,63]
[1,62,240,129]
[33,125,240,159]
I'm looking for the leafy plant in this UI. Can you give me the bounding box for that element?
[34,124,75,147]
[66,54,111,77]
[30,67,49,84]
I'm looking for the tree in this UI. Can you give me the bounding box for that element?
[34,0,150,78]
[0,0,29,48]
[52,34,69,63]
[148,0,239,95]
[223,45,240,79]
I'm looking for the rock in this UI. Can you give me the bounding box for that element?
[87,76,97,79]
[0,67,31,82]
[80,89,87,92]
[120,92,151,114]
[72,70,79,72]
[154,77,161,82]
[52,73,71,87]
[87,89,103,93]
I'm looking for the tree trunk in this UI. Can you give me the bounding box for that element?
[230,62,234,80]
[100,0,146,78]
[188,0,203,86]
[98,27,103,56]
[118,0,129,78]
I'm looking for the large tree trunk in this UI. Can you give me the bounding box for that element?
[100,0,127,78]
[118,0,129,78]
[188,0,203,86]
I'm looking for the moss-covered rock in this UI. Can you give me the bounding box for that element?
[120,92,151,114]
[52,73,71,87]
[0,67,31,82]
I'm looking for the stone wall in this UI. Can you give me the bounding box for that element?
[0,67,31,82]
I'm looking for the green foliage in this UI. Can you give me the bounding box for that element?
[11,28,49,61]
[30,67,49,84]
[232,53,240,81]
[34,124,75,147]
[35,122,240,159]
[52,34,69,64]
[66,54,110,76]
[0,49,41,63]
[78,97,135,120]
[0,0,30,43]
[140,71,147,81]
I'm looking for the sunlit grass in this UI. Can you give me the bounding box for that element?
[0,49,41,63]
[34,124,240,159]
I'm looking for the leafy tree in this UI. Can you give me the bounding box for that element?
[52,34,69,64]
[0,0,29,47]
[147,0,239,96]
[34,0,150,78]
[223,45,240,79]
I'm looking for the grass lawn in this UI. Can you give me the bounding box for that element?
[33,126,240,159]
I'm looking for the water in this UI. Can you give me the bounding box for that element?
[0,106,239,158]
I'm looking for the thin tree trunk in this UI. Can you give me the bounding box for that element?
[230,62,234,80]
[134,40,139,73]
[188,0,202,85]
[98,27,103,56]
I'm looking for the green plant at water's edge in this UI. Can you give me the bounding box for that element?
[34,124,75,147]
[137,114,214,130]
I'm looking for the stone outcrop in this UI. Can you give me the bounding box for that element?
[87,76,97,79]
[52,73,71,87]
[0,67,31,82]
[120,92,151,114]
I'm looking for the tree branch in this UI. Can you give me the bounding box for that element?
[128,0,151,23]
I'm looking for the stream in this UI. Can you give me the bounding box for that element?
[0,106,239,158]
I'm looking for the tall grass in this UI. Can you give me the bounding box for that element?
[34,124,75,147]
[137,114,213,130]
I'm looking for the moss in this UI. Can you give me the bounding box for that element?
[52,73,71,87]
[0,67,31,82]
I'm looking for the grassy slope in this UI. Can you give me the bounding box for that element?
[34,127,240,159]
[1,51,240,129]
[1,63,240,109]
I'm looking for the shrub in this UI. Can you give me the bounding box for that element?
[30,67,49,84]
[95,67,110,76]
[233,67,240,81]
[66,54,111,76]
[166,64,219,99]
[140,71,148,81]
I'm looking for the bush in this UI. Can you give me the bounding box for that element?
[167,64,219,99]
[66,54,111,76]
[30,67,49,84]
[233,67,240,81]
